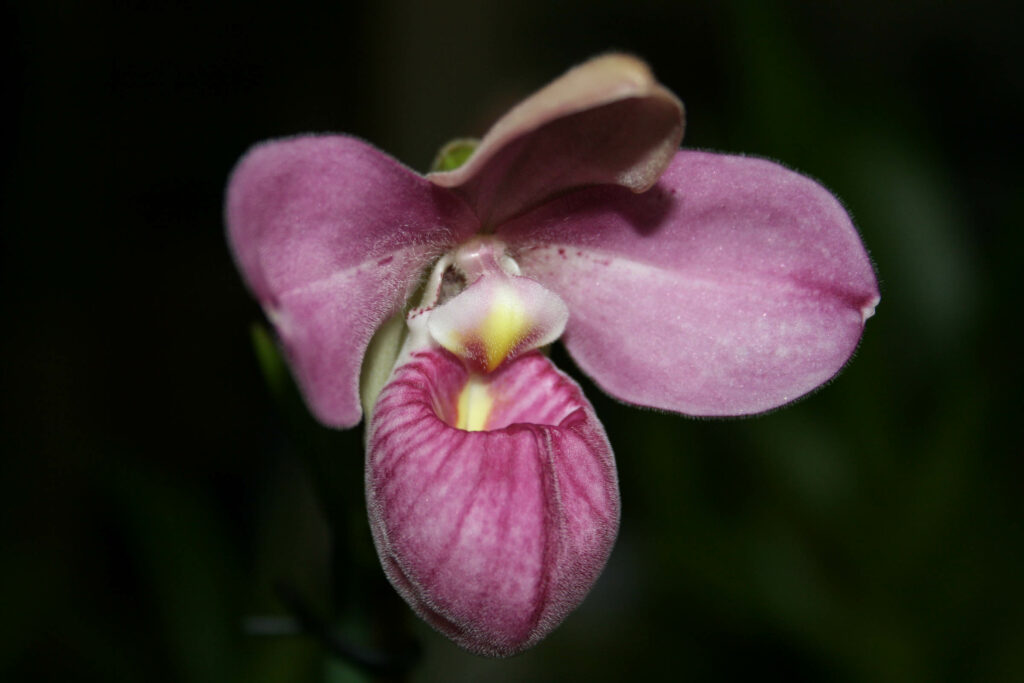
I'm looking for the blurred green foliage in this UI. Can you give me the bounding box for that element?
[3,0,1021,681]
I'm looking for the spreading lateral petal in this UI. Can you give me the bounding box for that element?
[500,150,880,416]
[226,135,477,427]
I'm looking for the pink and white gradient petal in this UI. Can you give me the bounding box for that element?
[500,150,880,416]
[428,54,684,227]
[226,135,478,427]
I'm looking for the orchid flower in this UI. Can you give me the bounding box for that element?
[226,54,879,657]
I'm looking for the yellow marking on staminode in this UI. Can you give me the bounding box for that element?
[456,375,493,432]
[476,287,531,372]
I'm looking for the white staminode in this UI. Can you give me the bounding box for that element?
[395,238,570,378]
[428,274,568,373]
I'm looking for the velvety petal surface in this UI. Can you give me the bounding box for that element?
[428,54,684,228]
[366,349,619,656]
[499,151,880,416]
[226,135,477,427]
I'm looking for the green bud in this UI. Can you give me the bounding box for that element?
[429,138,479,172]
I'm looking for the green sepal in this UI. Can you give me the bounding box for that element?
[358,310,407,419]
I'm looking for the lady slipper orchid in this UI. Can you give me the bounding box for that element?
[226,54,879,657]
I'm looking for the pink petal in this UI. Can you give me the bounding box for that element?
[226,135,477,427]
[499,151,880,417]
[427,54,684,228]
[366,349,619,656]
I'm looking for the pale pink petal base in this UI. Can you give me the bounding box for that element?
[366,350,619,656]
[501,150,880,416]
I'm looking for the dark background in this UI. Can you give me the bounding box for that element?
[4,1,1022,681]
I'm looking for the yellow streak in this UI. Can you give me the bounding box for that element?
[477,288,531,372]
[456,375,493,432]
